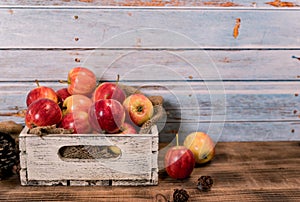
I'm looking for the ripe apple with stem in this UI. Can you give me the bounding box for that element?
[25,98,62,129]
[123,94,153,126]
[92,75,126,104]
[164,134,195,180]
[26,80,58,107]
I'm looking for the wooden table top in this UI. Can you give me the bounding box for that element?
[1,141,299,201]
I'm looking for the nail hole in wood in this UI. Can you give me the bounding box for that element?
[293,110,297,114]
[74,15,78,19]
[295,93,299,97]
[75,58,80,62]
[291,129,295,133]
[75,37,79,41]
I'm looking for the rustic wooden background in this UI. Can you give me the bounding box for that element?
[0,0,300,142]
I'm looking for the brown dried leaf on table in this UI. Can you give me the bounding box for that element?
[233,18,241,39]
[266,0,296,7]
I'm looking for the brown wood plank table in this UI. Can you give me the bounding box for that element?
[0,141,299,201]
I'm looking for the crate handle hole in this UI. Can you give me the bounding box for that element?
[58,145,122,161]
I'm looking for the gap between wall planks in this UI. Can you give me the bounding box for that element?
[0,5,299,142]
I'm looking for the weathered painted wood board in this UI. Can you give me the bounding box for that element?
[1,81,299,121]
[0,0,299,8]
[19,126,159,186]
[0,3,299,142]
[0,50,299,81]
[161,121,300,142]
[0,8,299,48]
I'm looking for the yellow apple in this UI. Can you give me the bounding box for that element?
[123,94,153,126]
[183,132,215,164]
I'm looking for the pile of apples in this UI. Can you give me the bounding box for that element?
[25,67,154,135]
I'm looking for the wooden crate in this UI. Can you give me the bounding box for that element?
[19,125,159,186]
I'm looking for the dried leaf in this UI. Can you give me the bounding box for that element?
[233,18,241,39]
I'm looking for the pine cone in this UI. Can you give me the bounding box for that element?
[0,132,19,180]
[173,189,189,202]
[197,176,213,191]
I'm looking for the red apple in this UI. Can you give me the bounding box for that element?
[92,82,126,104]
[164,146,195,179]
[123,94,153,126]
[59,111,92,134]
[56,88,71,104]
[62,94,92,116]
[26,80,58,107]
[89,99,125,134]
[119,122,137,134]
[164,134,195,180]
[67,67,97,96]
[25,98,62,129]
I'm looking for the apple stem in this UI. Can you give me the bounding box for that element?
[35,79,40,87]
[176,133,179,148]
[115,74,120,87]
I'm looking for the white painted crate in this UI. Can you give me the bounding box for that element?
[19,125,158,186]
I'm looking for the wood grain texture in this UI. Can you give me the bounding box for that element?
[1,81,300,142]
[1,81,299,121]
[161,121,300,142]
[0,49,299,81]
[1,141,299,201]
[0,0,298,8]
[0,8,299,48]
[0,5,299,142]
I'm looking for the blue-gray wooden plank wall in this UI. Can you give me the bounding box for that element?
[0,0,299,142]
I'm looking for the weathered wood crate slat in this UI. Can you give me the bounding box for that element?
[19,126,159,186]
